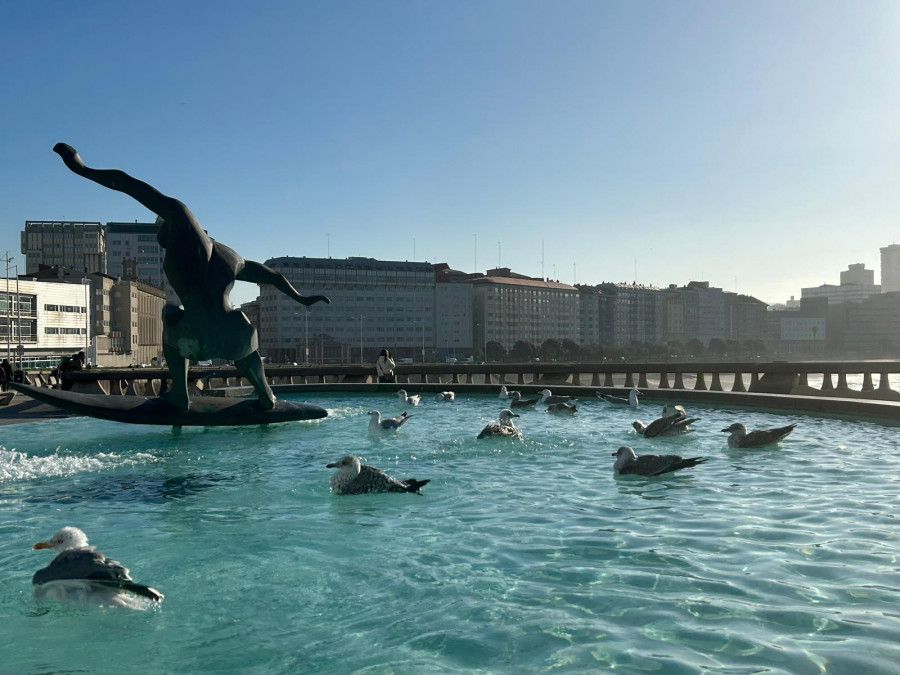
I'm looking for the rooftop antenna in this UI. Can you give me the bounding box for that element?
[541,239,545,279]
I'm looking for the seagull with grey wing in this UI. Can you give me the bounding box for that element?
[435,391,455,401]
[368,410,412,433]
[600,388,641,408]
[612,446,707,476]
[509,391,539,408]
[722,422,797,448]
[325,455,429,495]
[632,404,698,438]
[32,526,163,605]
[547,401,577,414]
[477,408,523,439]
[539,389,576,406]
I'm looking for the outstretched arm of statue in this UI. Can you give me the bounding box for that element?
[237,260,331,306]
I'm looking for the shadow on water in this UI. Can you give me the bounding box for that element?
[23,471,234,505]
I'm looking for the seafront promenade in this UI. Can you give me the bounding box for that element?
[3,359,900,426]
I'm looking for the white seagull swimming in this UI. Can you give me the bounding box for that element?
[368,410,412,433]
[539,389,576,406]
[435,391,456,401]
[499,385,522,400]
[600,389,641,408]
[396,389,421,406]
[612,446,707,477]
[32,526,163,607]
[722,422,797,448]
[326,455,429,495]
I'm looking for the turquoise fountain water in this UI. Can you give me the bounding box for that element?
[1,392,899,673]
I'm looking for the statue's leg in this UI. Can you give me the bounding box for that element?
[159,343,191,411]
[233,351,276,410]
[159,307,191,411]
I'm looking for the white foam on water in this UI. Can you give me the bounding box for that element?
[0,446,159,483]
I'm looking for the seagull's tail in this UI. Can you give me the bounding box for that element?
[402,479,430,494]
[663,457,707,475]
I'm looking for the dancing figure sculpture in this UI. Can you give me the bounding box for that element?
[54,143,329,411]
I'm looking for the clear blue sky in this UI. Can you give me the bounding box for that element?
[2,1,898,307]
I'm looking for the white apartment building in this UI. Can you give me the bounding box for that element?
[1,277,91,367]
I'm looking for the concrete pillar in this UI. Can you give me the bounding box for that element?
[624,372,635,388]
[878,373,893,392]
[836,372,848,389]
[749,372,759,389]
[821,373,833,390]
[862,372,874,391]
[603,372,613,387]
[638,372,649,388]
[673,372,685,389]
[591,372,602,386]
[731,372,746,392]
[658,372,669,389]
[710,372,723,391]
[694,372,707,390]
[518,372,526,384]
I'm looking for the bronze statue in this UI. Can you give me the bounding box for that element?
[53,143,329,411]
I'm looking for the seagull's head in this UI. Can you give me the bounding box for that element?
[367,410,381,418]
[326,455,361,474]
[397,390,407,398]
[631,420,644,433]
[721,422,746,434]
[611,446,638,467]
[539,389,552,399]
[33,526,90,553]
[662,404,685,418]
[499,408,520,422]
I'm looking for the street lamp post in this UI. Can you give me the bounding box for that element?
[2,251,12,362]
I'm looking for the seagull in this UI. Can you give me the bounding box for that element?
[477,408,523,439]
[435,391,455,401]
[600,389,641,408]
[32,526,163,604]
[612,446,707,476]
[325,455,429,495]
[509,391,539,408]
[368,410,412,433]
[539,389,576,406]
[547,401,577,414]
[632,404,698,438]
[396,389,420,406]
[499,385,522,400]
[722,422,797,448]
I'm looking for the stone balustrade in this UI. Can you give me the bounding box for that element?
[25,359,900,403]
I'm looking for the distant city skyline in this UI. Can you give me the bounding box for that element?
[2,2,898,309]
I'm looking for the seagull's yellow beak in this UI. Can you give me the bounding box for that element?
[33,541,52,550]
